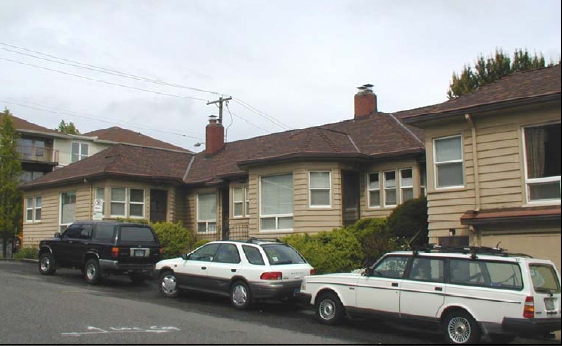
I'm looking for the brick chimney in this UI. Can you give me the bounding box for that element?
[354,84,377,118]
[205,115,224,155]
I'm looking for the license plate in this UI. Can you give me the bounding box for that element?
[134,249,146,257]
[545,298,555,311]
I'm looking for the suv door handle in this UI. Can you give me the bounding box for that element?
[391,282,398,287]
[434,287,443,291]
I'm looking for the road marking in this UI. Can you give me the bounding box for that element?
[61,326,180,336]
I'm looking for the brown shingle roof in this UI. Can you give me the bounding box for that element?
[83,126,190,152]
[1,113,61,135]
[20,144,194,190]
[402,64,561,124]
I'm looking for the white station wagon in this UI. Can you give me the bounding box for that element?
[297,246,561,344]
[154,238,315,309]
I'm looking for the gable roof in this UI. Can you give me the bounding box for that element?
[83,126,190,152]
[184,112,425,185]
[20,144,194,190]
[402,64,561,125]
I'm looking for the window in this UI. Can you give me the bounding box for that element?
[190,243,221,261]
[400,169,414,203]
[233,187,249,217]
[93,224,115,242]
[110,188,145,218]
[120,226,156,242]
[71,142,89,163]
[420,165,427,196]
[262,244,306,265]
[434,135,464,188]
[368,173,381,207]
[214,244,241,264]
[25,196,42,222]
[384,171,397,206]
[242,245,265,265]
[60,191,76,231]
[309,171,331,207]
[523,123,561,203]
[260,174,293,231]
[373,255,409,279]
[20,171,44,183]
[197,193,217,233]
[95,188,105,215]
[408,257,444,282]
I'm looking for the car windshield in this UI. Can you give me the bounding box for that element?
[262,244,306,265]
[119,226,156,242]
[529,264,561,294]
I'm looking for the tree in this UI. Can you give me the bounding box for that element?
[386,196,428,248]
[447,48,556,99]
[56,120,80,134]
[0,109,23,258]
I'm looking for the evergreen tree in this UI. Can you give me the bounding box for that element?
[447,48,555,99]
[0,109,23,257]
[56,120,81,134]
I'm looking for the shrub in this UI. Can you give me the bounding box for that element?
[13,246,38,260]
[151,221,194,259]
[386,196,428,247]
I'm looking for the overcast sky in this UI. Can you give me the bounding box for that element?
[1,0,560,152]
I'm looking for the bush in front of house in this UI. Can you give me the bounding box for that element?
[151,221,195,259]
[13,246,38,260]
[386,196,428,247]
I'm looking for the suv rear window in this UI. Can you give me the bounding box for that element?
[262,244,305,265]
[530,264,561,294]
[119,226,156,242]
[93,224,115,242]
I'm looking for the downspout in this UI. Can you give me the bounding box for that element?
[465,114,481,243]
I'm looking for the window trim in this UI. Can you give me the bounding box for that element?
[197,192,217,234]
[309,171,332,208]
[383,170,397,207]
[433,134,464,189]
[71,141,90,163]
[59,191,76,231]
[400,168,414,203]
[367,172,381,208]
[129,188,145,218]
[109,187,145,218]
[232,186,249,218]
[25,196,42,223]
[259,173,294,232]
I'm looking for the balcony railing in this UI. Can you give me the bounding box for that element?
[16,145,59,164]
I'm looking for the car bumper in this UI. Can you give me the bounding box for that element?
[99,259,155,273]
[294,291,312,305]
[502,317,561,335]
[248,281,302,299]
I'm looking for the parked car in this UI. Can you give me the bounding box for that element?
[38,220,162,284]
[154,238,315,309]
[297,246,561,344]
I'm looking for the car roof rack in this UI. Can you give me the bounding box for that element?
[410,244,532,259]
[247,237,282,244]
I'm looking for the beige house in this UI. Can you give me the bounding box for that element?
[403,65,561,270]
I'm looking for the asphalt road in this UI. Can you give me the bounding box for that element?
[0,260,558,344]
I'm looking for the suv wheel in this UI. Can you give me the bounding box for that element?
[84,259,101,284]
[443,311,481,344]
[230,281,252,310]
[38,253,57,275]
[315,292,344,325]
[159,271,179,298]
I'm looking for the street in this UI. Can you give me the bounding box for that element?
[0,260,557,344]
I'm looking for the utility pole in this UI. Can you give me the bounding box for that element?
[206,96,232,124]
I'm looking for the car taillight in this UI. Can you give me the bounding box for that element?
[260,272,282,280]
[111,247,119,259]
[310,268,316,275]
[523,296,535,318]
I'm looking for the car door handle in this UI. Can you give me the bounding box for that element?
[231,269,237,273]
[434,287,443,291]
[201,267,207,270]
[391,282,398,287]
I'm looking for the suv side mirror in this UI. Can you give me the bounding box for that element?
[54,232,61,238]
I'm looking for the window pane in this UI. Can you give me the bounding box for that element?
[386,190,397,205]
[402,188,414,202]
[529,182,561,201]
[278,217,293,229]
[261,174,293,215]
[35,196,42,208]
[111,188,126,202]
[130,189,144,203]
[311,190,330,206]
[384,171,396,188]
[369,173,380,189]
[436,136,462,162]
[198,193,216,221]
[310,172,330,188]
[369,191,380,207]
[26,197,33,208]
[61,192,76,224]
[197,223,207,233]
[111,203,125,216]
[26,209,33,221]
[130,204,144,217]
[401,169,413,186]
[260,217,276,230]
[233,188,243,201]
[437,163,463,187]
[243,245,265,265]
[234,202,243,217]
[81,143,89,156]
[525,124,561,179]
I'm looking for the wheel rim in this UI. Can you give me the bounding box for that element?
[232,284,247,306]
[161,275,177,294]
[448,316,471,344]
[40,257,50,272]
[319,299,336,320]
[86,263,97,280]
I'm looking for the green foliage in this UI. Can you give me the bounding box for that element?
[447,48,555,99]
[56,120,81,134]
[151,221,195,259]
[13,246,38,260]
[386,196,428,247]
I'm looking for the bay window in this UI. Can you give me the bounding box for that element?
[400,169,414,202]
[110,188,145,218]
[309,171,331,207]
[368,172,381,207]
[384,171,397,206]
[197,193,217,233]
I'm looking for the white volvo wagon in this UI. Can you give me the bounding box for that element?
[297,246,561,344]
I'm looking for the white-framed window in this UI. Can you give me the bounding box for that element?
[368,172,381,208]
[233,187,249,218]
[25,196,42,222]
[523,123,561,203]
[420,165,427,197]
[260,173,293,231]
[110,188,145,218]
[95,188,105,214]
[400,168,414,203]
[197,193,217,233]
[434,135,464,188]
[60,191,76,231]
[309,171,331,207]
[71,141,89,163]
[384,171,397,207]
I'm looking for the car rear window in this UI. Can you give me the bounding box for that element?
[119,226,156,242]
[262,244,306,265]
[93,224,115,242]
[242,245,265,265]
[530,264,561,294]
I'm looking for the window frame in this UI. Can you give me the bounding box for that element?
[60,191,76,232]
[232,186,249,218]
[433,134,464,189]
[197,192,217,234]
[383,170,397,207]
[25,196,42,223]
[259,173,294,232]
[109,187,145,218]
[400,168,414,203]
[309,171,332,208]
[71,141,90,163]
[368,172,381,208]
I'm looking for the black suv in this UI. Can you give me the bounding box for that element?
[38,221,161,284]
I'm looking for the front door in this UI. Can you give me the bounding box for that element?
[150,189,167,222]
[342,171,360,226]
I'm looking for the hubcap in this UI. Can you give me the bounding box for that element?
[448,316,471,344]
[86,264,97,280]
[232,284,247,306]
[40,257,50,272]
[161,275,177,294]
[319,299,335,320]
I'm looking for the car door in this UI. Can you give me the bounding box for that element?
[54,224,83,266]
[399,256,446,322]
[355,255,410,317]
[176,243,221,290]
[206,244,243,294]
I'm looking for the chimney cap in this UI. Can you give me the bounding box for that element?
[209,114,217,120]
[358,84,374,91]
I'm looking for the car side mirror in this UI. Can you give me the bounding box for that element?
[54,232,61,238]
[181,254,189,261]
[363,267,374,276]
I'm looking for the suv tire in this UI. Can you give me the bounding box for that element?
[158,271,179,298]
[84,259,101,284]
[443,311,481,344]
[38,253,57,275]
[230,281,252,310]
[315,292,344,325]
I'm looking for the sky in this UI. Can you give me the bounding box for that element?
[1,0,560,152]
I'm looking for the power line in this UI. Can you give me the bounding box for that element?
[225,103,271,134]
[232,98,292,130]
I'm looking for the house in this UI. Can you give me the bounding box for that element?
[20,85,427,245]
[402,64,561,270]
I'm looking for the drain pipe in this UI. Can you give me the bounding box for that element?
[465,113,481,212]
